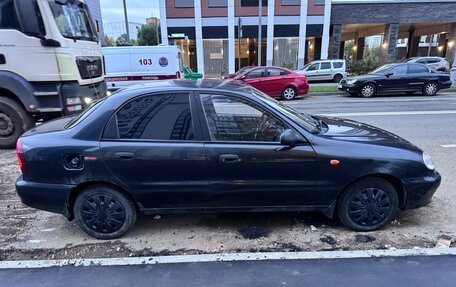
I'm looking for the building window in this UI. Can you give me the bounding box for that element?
[314,0,325,6]
[203,39,229,78]
[175,0,194,8]
[281,0,300,5]
[273,38,299,70]
[208,0,227,7]
[241,0,267,7]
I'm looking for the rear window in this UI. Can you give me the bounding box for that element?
[66,99,105,128]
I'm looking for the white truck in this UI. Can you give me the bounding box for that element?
[103,45,183,91]
[0,0,107,148]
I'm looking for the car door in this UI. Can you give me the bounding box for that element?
[407,64,431,91]
[261,68,290,97]
[197,93,318,208]
[379,64,409,93]
[99,92,210,210]
[304,63,320,81]
[319,61,333,81]
[241,68,267,92]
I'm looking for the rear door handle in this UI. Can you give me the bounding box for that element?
[114,152,135,160]
[219,154,240,163]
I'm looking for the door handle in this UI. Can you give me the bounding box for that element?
[219,154,240,163]
[114,152,135,160]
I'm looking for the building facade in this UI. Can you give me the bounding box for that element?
[86,0,105,44]
[160,0,456,78]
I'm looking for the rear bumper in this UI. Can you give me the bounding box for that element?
[15,176,75,218]
[403,171,441,210]
[439,80,453,90]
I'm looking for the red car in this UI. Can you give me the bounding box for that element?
[233,66,309,100]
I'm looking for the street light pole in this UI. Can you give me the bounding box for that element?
[238,17,242,71]
[123,0,130,42]
[258,0,262,66]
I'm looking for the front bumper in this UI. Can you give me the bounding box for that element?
[403,171,441,210]
[15,176,75,219]
[338,83,361,94]
[298,83,310,95]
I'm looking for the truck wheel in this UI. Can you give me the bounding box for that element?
[0,97,34,149]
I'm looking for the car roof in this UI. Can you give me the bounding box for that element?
[113,79,254,95]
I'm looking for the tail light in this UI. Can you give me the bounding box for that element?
[16,138,25,173]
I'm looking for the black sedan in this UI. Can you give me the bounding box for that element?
[339,63,453,97]
[16,80,440,239]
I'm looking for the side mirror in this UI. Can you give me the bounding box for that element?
[385,72,393,77]
[238,75,246,80]
[280,129,305,146]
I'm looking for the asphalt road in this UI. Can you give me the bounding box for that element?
[2,254,456,287]
[1,92,456,261]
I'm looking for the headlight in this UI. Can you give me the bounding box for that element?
[422,153,435,170]
[66,97,81,105]
[83,97,93,105]
[347,79,358,85]
[107,90,112,97]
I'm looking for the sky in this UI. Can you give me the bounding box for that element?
[100,0,160,24]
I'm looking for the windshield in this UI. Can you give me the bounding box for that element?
[252,88,319,133]
[301,63,311,70]
[48,0,98,42]
[369,64,393,74]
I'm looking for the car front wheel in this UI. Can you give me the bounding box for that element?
[423,81,438,96]
[337,178,399,232]
[281,87,297,100]
[74,186,137,239]
[360,83,376,98]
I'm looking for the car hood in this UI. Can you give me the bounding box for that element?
[317,116,421,151]
[346,74,380,82]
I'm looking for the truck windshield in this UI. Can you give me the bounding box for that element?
[48,0,98,42]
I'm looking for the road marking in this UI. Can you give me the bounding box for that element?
[1,248,456,269]
[321,110,456,117]
[441,144,456,148]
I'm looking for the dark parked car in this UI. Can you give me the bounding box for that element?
[233,66,309,100]
[339,63,453,97]
[16,80,440,239]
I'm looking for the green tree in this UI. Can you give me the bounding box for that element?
[137,23,161,46]
[104,35,115,46]
[116,34,130,46]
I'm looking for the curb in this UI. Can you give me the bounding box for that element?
[1,247,456,269]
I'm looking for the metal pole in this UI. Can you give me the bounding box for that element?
[258,0,262,66]
[238,17,242,71]
[427,34,433,56]
[123,0,130,42]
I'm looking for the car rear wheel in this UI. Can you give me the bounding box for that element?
[423,81,438,96]
[333,74,343,83]
[337,178,399,232]
[360,83,376,98]
[74,186,137,239]
[281,87,297,100]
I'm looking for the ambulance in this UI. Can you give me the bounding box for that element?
[103,45,184,91]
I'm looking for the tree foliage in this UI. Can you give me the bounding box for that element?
[104,35,115,47]
[137,23,161,46]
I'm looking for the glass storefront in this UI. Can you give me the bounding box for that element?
[235,38,266,71]
[273,37,299,70]
[203,39,229,79]
[172,39,198,72]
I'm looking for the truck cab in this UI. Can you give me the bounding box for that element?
[0,0,107,148]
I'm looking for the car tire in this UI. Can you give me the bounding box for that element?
[360,83,376,98]
[337,178,399,232]
[0,96,34,149]
[74,186,137,239]
[423,81,439,96]
[333,74,343,83]
[281,87,297,101]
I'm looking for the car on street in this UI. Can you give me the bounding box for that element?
[338,63,453,97]
[15,80,441,239]
[404,57,450,72]
[233,66,309,100]
[222,66,255,79]
[296,60,347,83]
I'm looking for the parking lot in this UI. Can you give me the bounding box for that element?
[1,92,456,261]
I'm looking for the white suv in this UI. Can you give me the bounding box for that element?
[296,60,347,83]
[404,57,450,72]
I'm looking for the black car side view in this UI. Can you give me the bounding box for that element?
[339,63,453,97]
[16,80,441,239]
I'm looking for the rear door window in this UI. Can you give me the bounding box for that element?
[408,64,429,74]
[320,62,331,70]
[105,93,194,140]
[266,68,288,77]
